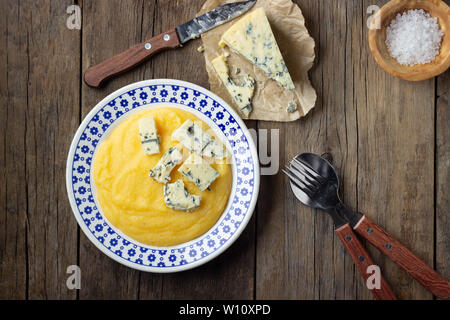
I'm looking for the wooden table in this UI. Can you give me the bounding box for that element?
[1,0,449,300]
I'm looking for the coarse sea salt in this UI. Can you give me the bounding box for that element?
[386,9,444,66]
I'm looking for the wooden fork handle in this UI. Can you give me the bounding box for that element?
[84,28,181,88]
[354,215,450,299]
[335,223,397,300]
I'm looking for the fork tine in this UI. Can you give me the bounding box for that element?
[290,159,318,182]
[284,165,316,192]
[282,166,315,195]
[292,158,324,182]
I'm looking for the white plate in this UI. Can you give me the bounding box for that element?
[66,79,259,272]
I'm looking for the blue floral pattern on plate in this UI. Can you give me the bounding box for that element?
[66,80,259,272]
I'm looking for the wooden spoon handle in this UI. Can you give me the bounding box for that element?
[354,215,450,299]
[335,223,397,300]
[84,28,181,88]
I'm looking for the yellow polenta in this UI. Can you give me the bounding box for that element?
[93,108,232,247]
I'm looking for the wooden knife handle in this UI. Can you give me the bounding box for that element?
[84,28,181,88]
[335,223,397,300]
[354,215,450,299]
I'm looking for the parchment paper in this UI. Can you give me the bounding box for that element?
[199,0,316,121]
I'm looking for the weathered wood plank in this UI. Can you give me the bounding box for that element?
[436,70,450,285]
[23,0,80,299]
[0,0,7,296]
[138,0,255,300]
[80,0,149,299]
[314,0,359,300]
[348,0,373,301]
[1,0,81,300]
[0,0,30,299]
[358,0,435,301]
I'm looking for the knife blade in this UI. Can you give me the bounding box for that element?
[84,0,256,88]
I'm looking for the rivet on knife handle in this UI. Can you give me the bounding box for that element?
[354,215,450,299]
[84,28,181,88]
[335,223,397,300]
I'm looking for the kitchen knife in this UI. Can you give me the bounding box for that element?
[84,0,256,88]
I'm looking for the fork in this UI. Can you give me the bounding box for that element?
[284,152,450,299]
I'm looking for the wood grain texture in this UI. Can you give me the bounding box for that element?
[335,223,397,300]
[0,0,80,299]
[24,0,80,300]
[0,0,7,297]
[0,0,28,299]
[436,69,450,289]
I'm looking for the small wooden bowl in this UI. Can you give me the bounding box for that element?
[368,0,450,81]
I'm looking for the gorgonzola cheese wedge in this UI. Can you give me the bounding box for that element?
[149,147,182,183]
[172,120,226,159]
[138,117,160,155]
[163,180,201,212]
[219,7,295,91]
[178,153,219,191]
[211,54,255,117]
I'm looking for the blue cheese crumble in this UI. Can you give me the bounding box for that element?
[172,120,226,159]
[286,101,298,113]
[138,117,160,155]
[211,54,255,117]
